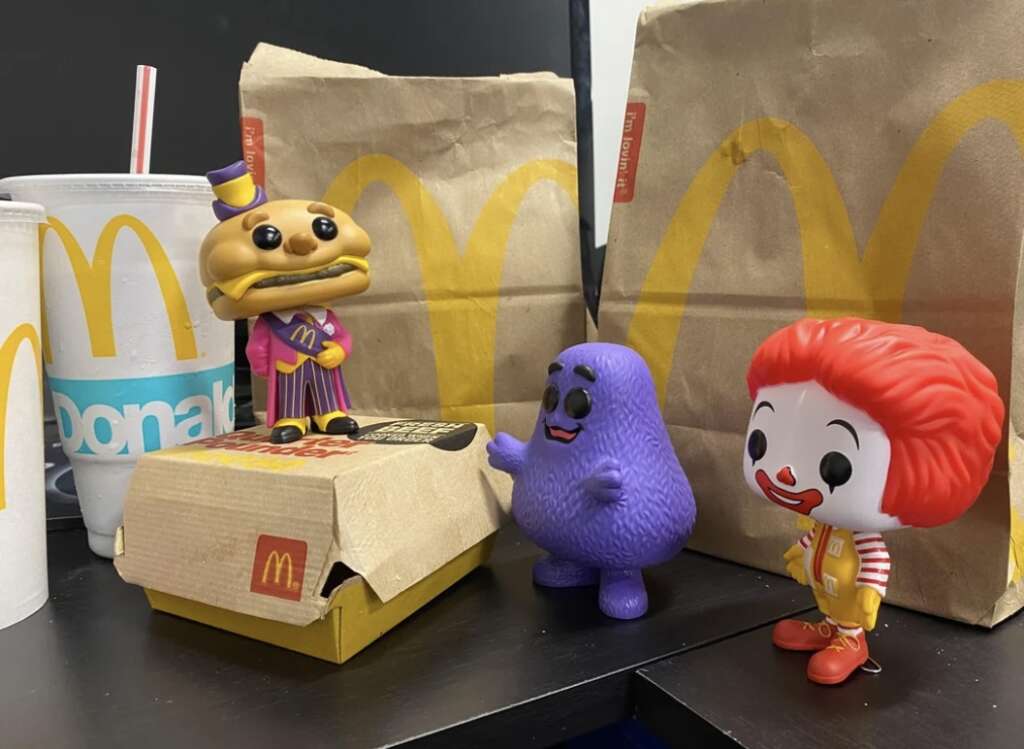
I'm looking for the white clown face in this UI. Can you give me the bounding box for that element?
[743,381,904,531]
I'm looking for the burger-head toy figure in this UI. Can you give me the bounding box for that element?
[744,317,1003,685]
[200,161,371,444]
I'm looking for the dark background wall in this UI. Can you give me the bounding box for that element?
[2,0,572,176]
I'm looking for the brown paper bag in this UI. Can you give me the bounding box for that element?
[239,43,584,437]
[599,0,1024,625]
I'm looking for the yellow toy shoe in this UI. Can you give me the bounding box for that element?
[312,410,359,435]
[271,417,308,444]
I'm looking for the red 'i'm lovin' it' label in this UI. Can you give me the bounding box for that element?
[614,102,647,204]
[241,117,266,188]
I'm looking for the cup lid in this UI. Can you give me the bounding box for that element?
[0,199,46,223]
[0,174,211,196]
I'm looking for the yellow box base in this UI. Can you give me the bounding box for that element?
[145,534,495,663]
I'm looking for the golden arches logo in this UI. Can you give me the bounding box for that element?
[262,550,295,589]
[623,79,1024,404]
[0,324,42,511]
[39,215,198,364]
[322,155,578,432]
[289,325,316,348]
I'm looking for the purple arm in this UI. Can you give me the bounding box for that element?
[486,433,528,477]
[581,459,625,503]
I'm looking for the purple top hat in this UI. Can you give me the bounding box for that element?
[206,160,267,221]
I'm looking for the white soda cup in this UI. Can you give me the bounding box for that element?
[0,176,236,558]
[0,200,48,628]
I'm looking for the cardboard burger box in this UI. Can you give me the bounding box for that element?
[115,417,512,663]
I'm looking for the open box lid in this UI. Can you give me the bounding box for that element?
[115,417,512,626]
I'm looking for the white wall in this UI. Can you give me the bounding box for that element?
[590,0,652,247]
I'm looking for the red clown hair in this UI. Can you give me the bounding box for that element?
[747,318,1004,528]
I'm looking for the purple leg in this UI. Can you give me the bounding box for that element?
[532,556,599,588]
[598,569,648,620]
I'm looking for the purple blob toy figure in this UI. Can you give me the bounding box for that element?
[487,343,696,619]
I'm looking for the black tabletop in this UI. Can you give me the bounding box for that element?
[1,527,810,749]
[634,606,1024,749]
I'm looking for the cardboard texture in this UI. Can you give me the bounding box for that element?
[239,43,586,439]
[115,416,512,662]
[599,0,1024,626]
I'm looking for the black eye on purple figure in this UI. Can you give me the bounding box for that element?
[747,429,767,463]
[312,216,338,240]
[819,451,852,493]
[564,388,591,419]
[542,384,559,412]
[252,224,282,250]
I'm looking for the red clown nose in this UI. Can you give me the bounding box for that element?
[776,466,797,486]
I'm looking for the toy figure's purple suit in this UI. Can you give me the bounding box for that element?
[487,342,696,619]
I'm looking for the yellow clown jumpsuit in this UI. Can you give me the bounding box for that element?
[799,522,889,631]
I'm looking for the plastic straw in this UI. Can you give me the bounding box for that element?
[130,65,157,174]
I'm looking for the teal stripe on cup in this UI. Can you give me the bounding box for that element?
[49,363,234,457]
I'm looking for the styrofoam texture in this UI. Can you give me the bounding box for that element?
[0,202,48,628]
[0,176,236,558]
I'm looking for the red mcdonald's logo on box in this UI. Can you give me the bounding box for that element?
[250,534,307,601]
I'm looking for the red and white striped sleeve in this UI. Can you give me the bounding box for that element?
[854,532,891,597]
[797,527,815,550]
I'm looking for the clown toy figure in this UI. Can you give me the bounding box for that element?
[743,317,1003,685]
[200,161,371,444]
